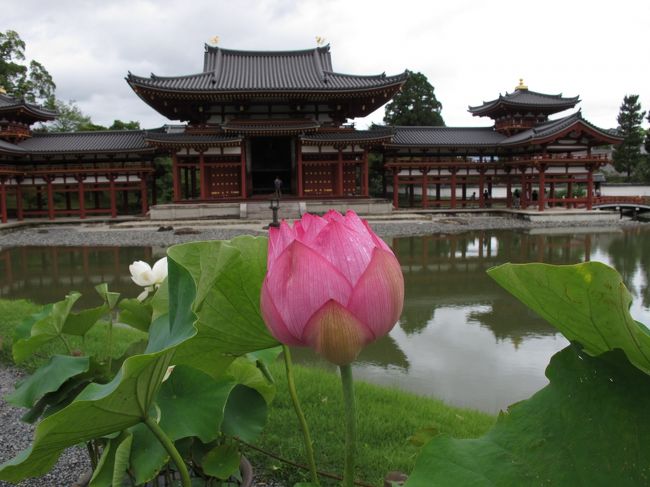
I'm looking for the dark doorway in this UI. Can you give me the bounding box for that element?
[250,137,293,195]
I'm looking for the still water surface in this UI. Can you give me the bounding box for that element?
[1,227,649,413]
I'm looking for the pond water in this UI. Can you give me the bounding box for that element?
[1,227,649,413]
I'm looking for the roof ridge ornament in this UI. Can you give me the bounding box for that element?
[315,36,326,46]
[0,86,6,94]
[209,36,220,46]
[516,78,528,91]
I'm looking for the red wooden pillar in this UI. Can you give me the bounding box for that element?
[586,165,594,210]
[0,179,7,224]
[46,177,55,220]
[450,169,457,209]
[240,142,247,198]
[549,182,555,208]
[108,175,117,218]
[297,140,304,197]
[392,168,399,209]
[76,175,86,219]
[538,165,546,212]
[140,174,148,215]
[336,148,344,196]
[199,152,207,200]
[361,148,369,197]
[15,181,23,221]
[520,170,527,209]
[567,180,573,209]
[422,170,428,208]
[172,153,181,202]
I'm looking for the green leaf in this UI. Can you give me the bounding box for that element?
[201,444,240,480]
[157,365,236,443]
[488,262,650,375]
[63,304,109,336]
[221,385,268,442]
[112,432,133,487]
[89,431,131,487]
[118,298,153,333]
[6,354,89,408]
[95,283,120,309]
[406,345,650,486]
[128,423,168,486]
[169,236,278,364]
[0,255,198,482]
[12,293,80,362]
[226,357,276,404]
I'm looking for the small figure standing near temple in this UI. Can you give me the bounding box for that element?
[470,191,476,207]
[483,189,490,208]
[513,188,521,209]
[274,176,282,198]
[532,189,538,202]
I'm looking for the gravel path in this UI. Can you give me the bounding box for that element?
[0,213,647,486]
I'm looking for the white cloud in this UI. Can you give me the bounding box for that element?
[3,0,648,129]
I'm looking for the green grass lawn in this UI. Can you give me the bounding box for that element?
[249,359,496,486]
[0,298,496,485]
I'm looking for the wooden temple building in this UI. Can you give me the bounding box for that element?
[385,79,622,210]
[0,45,621,222]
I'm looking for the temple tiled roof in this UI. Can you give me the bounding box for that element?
[127,45,408,93]
[469,89,579,116]
[388,127,506,147]
[222,119,320,134]
[300,129,394,144]
[143,133,242,148]
[0,139,25,154]
[0,94,57,120]
[499,111,623,146]
[17,130,154,154]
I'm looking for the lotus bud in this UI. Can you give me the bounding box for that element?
[260,210,404,365]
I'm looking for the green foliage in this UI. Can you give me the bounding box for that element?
[488,262,650,375]
[1,237,277,486]
[407,261,650,486]
[406,346,650,486]
[0,30,56,106]
[383,70,444,126]
[613,94,646,180]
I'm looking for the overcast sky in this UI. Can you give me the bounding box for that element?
[3,0,648,131]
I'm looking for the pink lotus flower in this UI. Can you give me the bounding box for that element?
[261,210,404,365]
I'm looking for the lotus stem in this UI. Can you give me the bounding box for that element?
[58,334,73,355]
[144,416,190,487]
[282,345,320,485]
[107,312,113,372]
[339,363,356,487]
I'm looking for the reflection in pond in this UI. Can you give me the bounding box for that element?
[296,227,650,412]
[0,246,160,307]
[0,227,649,412]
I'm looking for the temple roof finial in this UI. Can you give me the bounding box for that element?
[316,36,326,46]
[516,78,528,91]
[209,36,220,46]
[0,86,6,94]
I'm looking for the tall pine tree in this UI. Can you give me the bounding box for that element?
[383,71,444,126]
[612,94,645,181]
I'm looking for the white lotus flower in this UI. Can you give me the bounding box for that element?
[129,257,168,301]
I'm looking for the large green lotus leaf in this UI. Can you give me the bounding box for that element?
[201,444,241,480]
[221,385,268,443]
[128,422,168,486]
[169,236,278,370]
[12,292,81,363]
[5,354,90,408]
[117,298,153,333]
[62,303,109,336]
[406,345,650,486]
[488,262,650,375]
[225,357,277,404]
[0,256,197,482]
[157,365,236,443]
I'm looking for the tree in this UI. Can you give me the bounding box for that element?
[109,120,141,130]
[383,70,444,126]
[41,99,103,132]
[0,30,55,107]
[612,94,645,181]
